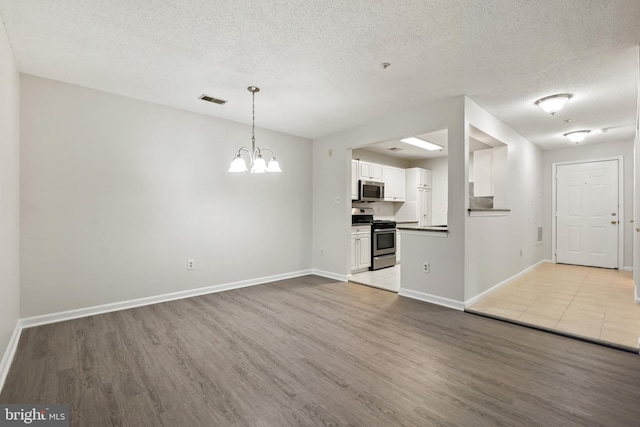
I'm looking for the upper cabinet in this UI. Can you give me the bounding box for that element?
[471,146,507,201]
[359,161,383,181]
[382,165,406,202]
[395,167,431,223]
[405,167,431,189]
[472,149,493,197]
[351,160,359,200]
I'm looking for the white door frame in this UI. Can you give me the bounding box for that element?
[551,156,624,270]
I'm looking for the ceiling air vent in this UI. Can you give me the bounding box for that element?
[199,94,227,105]
[388,147,402,151]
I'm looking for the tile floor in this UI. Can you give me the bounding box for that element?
[349,265,401,292]
[468,263,640,349]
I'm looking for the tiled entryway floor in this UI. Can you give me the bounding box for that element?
[468,263,640,349]
[349,265,400,292]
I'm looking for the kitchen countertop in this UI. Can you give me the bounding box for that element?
[397,223,448,232]
[468,208,511,212]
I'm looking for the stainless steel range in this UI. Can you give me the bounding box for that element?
[351,208,397,271]
[371,219,397,270]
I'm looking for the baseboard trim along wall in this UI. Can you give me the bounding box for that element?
[464,259,551,307]
[0,320,23,393]
[20,269,314,329]
[398,288,465,311]
[311,269,348,282]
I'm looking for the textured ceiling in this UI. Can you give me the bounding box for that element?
[1,0,639,149]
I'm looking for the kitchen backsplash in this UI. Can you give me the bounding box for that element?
[352,201,400,220]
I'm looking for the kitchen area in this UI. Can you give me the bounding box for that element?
[348,126,507,294]
[348,129,450,292]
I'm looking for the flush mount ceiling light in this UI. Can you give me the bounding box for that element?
[400,137,443,151]
[228,86,281,173]
[563,130,591,144]
[535,93,572,115]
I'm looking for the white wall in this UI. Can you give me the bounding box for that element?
[0,18,20,370]
[464,98,545,301]
[313,97,466,303]
[542,139,634,269]
[20,75,313,317]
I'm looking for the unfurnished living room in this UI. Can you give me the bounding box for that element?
[1,1,640,426]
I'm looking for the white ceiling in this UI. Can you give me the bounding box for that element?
[1,1,639,150]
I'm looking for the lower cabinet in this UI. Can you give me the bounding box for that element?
[351,225,371,273]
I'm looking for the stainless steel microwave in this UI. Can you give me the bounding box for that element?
[359,180,384,202]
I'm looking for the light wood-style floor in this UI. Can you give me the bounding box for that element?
[469,263,640,350]
[2,275,640,426]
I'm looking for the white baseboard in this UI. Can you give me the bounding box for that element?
[622,266,634,272]
[311,269,348,282]
[0,320,23,393]
[464,259,550,307]
[21,269,314,329]
[398,288,464,311]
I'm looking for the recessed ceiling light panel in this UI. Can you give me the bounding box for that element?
[400,137,443,151]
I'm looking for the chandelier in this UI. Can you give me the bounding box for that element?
[228,86,281,173]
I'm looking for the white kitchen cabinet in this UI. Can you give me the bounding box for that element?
[406,167,431,189]
[419,168,431,188]
[351,225,371,273]
[351,159,359,200]
[395,167,432,223]
[358,161,383,182]
[418,188,432,227]
[473,149,493,197]
[382,165,406,202]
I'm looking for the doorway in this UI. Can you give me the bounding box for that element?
[553,158,623,269]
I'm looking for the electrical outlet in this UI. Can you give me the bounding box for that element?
[423,262,430,273]
[187,259,195,270]
[320,248,325,256]
[334,196,341,204]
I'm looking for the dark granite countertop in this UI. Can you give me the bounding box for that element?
[397,223,448,232]
[468,208,511,212]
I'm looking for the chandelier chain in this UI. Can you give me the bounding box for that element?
[251,90,256,153]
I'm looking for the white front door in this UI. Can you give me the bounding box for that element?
[556,160,619,268]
